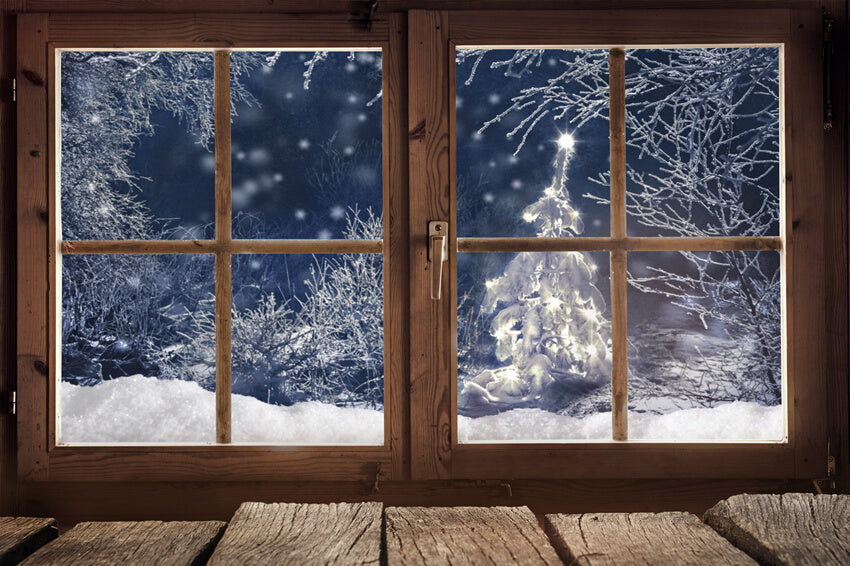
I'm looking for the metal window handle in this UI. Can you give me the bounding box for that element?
[428,221,448,300]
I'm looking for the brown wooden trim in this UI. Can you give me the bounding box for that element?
[16,13,49,482]
[60,239,384,254]
[46,13,389,47]
[20,0,820,12]
[457,236,783,252]
[448,10,792,45]
[822,0,850,493]
[20,0,823,13]
[609,47,627,441]
[785,8,828,479]
[386,11,411,480]
[214,50,231,445]
[408,10,451,480]
[609,49,626,241]
[451,443,796,479]
[0,6,19,515]
[611,250,628,441]
[45,446,392,482]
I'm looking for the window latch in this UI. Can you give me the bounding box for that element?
[428,221,448,300]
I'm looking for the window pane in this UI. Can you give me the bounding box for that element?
[230,51,383,240]
[627,251,783,441]
[455,49,611,238]
[625,48,781,237]
[60,51,215,240]
[457,251,612,442]
[60,254,215,443]
[231,251,384,444]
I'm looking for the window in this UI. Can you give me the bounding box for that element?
[455,46,783,443]
[17,13,407,481]
[407,9,826,480]
[58,49,385,446]
[18,9,827,483]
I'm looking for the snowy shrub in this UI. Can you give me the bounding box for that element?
[300,208,384,407]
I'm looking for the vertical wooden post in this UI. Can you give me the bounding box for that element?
[387,12,411,480]
[17,14,50,480]
[609,48,628,441]
[408,10,451,479]
[214,51,231,444]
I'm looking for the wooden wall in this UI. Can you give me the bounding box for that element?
[1,0,847,524]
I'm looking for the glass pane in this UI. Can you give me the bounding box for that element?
[455,49,611,238]
[625,48,781,237]
[231,250,384,444]
[60,51,215,240]
[627,251,783,441]
[60,254,215,443]
[457,251,612,442]
[230,51,383,240]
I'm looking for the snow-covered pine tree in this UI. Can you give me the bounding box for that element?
[461,133,611,412]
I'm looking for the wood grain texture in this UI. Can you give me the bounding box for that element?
[0,517,57,566]
[207,502,381,565]
[61,239,383,254]
[17,479,811,527]
[609,48,627,442]
[451,443,795,479]
[44,447,391,482]
[0,5,19,515]
[447,10,792,45]
[385,506,561,565]
[821,0,849,494]
[545,512,756,565]
[610,249,627,441]
[457,237,782,253]
[16,13,49,482]
[785,8,828,478]
[19,521,225,566]
[23,0,825,12]
[408,10,451,480]
[214,50,231,445]
[386,11,411,480]
[46,13,388,47]
[704,493,850,566]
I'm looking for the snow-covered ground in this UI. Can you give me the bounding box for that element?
[459,402,783,442]
[60,375,384,444]
[60,375,783,444]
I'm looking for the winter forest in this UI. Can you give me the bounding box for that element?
[60,46,783,444]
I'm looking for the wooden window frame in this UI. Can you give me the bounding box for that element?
[17,12,409,482]
[407,8,828,480]
[17,8,828,484]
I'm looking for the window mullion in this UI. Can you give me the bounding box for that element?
[609,47,628,441]
[214,50,232,444]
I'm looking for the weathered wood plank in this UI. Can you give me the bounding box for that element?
[0,518,57,566]
[207,502,381,566]
[385,506,561,565]
[704,493,850,566]
[545,512,756,565]
[19,521,225,566]
[407,9,452,481]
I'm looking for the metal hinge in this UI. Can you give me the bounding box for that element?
[11,78,15,103]
[7,391,15,415]
[823,9,834,130]
[812,439,836,493]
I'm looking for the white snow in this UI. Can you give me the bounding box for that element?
[60,375,383,445]
[60,375,781,445]
[459,402,783,443]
